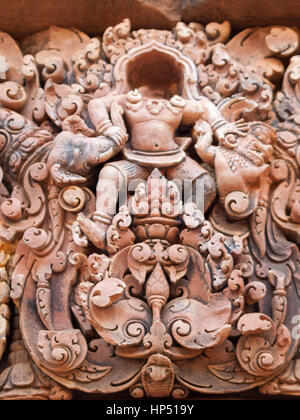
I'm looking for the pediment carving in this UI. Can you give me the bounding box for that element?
[0,19,299,399]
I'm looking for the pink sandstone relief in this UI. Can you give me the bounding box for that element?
[0,19,299,399]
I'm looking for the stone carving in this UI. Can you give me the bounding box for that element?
[0,238,16,361]
[0,19,299,399]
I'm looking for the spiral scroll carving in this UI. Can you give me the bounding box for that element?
[37,330,87,373]
[0,17,299,400]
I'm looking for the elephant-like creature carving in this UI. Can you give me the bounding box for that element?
[47,130,120,187]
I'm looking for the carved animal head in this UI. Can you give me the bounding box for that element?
[47,131,117,186]
[141,354,175,398]
[217,122,277,220]
[220,121,277,166]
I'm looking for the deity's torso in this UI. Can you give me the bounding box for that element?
[123,90,186,152]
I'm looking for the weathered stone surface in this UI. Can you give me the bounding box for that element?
[0,0,300,39]
[181,0,300,31]
[0,17,299,400]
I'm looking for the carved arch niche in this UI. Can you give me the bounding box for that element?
[113,41,200,99]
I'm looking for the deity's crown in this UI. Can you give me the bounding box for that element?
[129,168,183,243]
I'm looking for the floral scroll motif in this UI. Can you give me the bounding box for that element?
[0,18,299,400]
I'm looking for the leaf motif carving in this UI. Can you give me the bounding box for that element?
[208,360,258,385]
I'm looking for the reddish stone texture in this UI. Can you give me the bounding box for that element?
[0,17,300,400]
[0,0,300,39]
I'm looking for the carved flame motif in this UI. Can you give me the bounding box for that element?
[0,19,299,399]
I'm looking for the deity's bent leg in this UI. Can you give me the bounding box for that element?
[77,164,122,249]
[77,160,150,249]
[166,156,217,213]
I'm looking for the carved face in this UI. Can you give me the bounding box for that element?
[220,122,276,168]
[216,123,277,220]
[235,124,275,166]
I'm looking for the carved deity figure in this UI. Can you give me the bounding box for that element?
[0,19,300,400]
[76,84,248,248]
